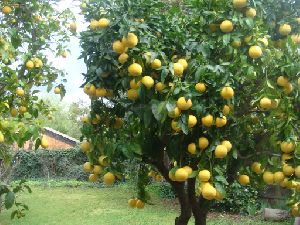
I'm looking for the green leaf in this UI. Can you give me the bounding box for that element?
[151,100,167,122]
[232,148,238,159]
[223,34,231,46]
[143,106,152,128]
[5,191,15,209]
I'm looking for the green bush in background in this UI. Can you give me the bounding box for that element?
[11,148,88,181]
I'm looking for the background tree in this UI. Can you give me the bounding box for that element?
[0,0,74,218]
[79,0,299,225]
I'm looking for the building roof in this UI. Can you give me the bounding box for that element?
[44,127,80,144]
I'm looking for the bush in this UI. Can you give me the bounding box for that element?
[11,148,88,181]
[148,182,176,199]
[213,181,261,215]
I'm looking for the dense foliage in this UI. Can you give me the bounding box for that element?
[79,0,299,224]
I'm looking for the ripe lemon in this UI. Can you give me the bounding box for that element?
[201,114,214,127]
[70,22,77,32]
[277,76,289,86]
[251,162,262,174]
[114,117,123,129]
[83,162,93,173]
[26,60,34,69]
[80,141,90,152]
[171,120,181,132]
[0,132,4,143]
[195,83,206,92]
[259,97,272,109]
[80,115,90,123]
[239,175,250,185]
[98,18,110,28]
[295,166,300,178]
[220,20,234,33]
[258,37,268,47]
[130,79,141,89]
[2,6,12,14]
[274,171,285,183]
[221,140,232,152]
[244,35,252,43]
[270,99,279,109]
[263,171,274,184]
[136,200,145,209]
[151,59,162,69]
[220,86,234,100]
[249,45,262,59]
[298,77,300,86]
[215,191,223,201]
[54,87,61,94]
[155,82,165,93]
[283,164,294,176]
[279,24,291,36]
[177,59,188,70]
[99,156,108,167]
[281,153,293,162]
[280,141,295,153]
[128,199,137,208]
[233,0,247,9]
[188,143,197,154]
[103,172,115,185]
[95,88,107,97]
[188,115,197,128]
[19,106,26,113]
[93,165,103,175]
[222,105,230,115]
[215,145,227,158]
[199,137,209,150]
[16,88,25,97]
[168,107,181,118]
[113,40,127,54]
[128,63,142,76]
[41,136,49,149]
[183,166,193,176]
[202,184,217,200]
[245,8,256,18]
[118,53,129,64]
[198,170,211,182]
[90,20,99,30]
[175,168,189,182]
[141,76,154,89]
[155,175,163,182]
[89,174,99,182]
[215,116,227,128]
[176,97,192,110]
[173,63,184,77]
[125,33,138,48]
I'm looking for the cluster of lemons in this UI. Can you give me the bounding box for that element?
[81,141,116,185]
[25,57,43,70]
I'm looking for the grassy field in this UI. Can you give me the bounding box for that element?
[0,185,293,225]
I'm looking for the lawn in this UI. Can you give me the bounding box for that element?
[0,185,293,225]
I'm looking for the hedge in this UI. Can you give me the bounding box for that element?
[11,148,88,181]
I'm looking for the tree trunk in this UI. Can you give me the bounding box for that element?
[187,179,208,225]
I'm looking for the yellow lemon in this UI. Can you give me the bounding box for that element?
[223,105,230,115]
[233,0,247,9]
[279,24,292,36]
[128,63,142,76]
[118,53,129,64]
[16,88,25,97]
[274,171,285,183]
[188,143,197,154]
[54,87,61,94]
[125,33,138,48]
[220,86,234,100]
[202,184,217,200]
[95,88,107,97]
[199,137,209,150]
[130,79,141,89]
[221,140,232,152]
[188,115,197,128]
[251,162,262,174]
[98,18,110,28]
[249,45,262,59]
[195,83,206,92]
[198,170,211,182]
[277,76,288,87]
[231,40,241,48]
[171,120,181,132]
[284,83,293,94]
[215,116,227,128]
[80,141,90,152]
[89,174,99,182]
[173,63,184,77]
[280,141,295,153]
[2,6,12,14]
[0,132,4,143]
[201,114,214,127]
[151,59,162,69]
[93,165,103,175]
[103,172,115,185]
[175,168,189,182]
[295,166,300,178]
[113,40,127,54]
[155,82,165,93]
[245,8,256,18]
[41,136,49,149]
[283,164,294,176]
[220,20,234,33]
[177,59,188,70]
[215,145,228,158]
[90,20,99,30]
[128,199,137,208]
[70,22,77,32]
[263,171,274,184]
[83,162,93,173]
[141,76,154,89]
[10,108,18,117]
[168,107,181,118]
[176,97,192,110]
[26,60,34,69]
[239,175,250,185]
[183,166,193,176]
[259,97,272,109]
[135,200,145,209]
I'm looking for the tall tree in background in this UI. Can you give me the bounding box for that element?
[0,0,73,218]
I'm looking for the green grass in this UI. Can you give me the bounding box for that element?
[0,185,293,225]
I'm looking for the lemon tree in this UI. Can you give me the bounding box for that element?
[0,0,73,219]
[79,0,299,224]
